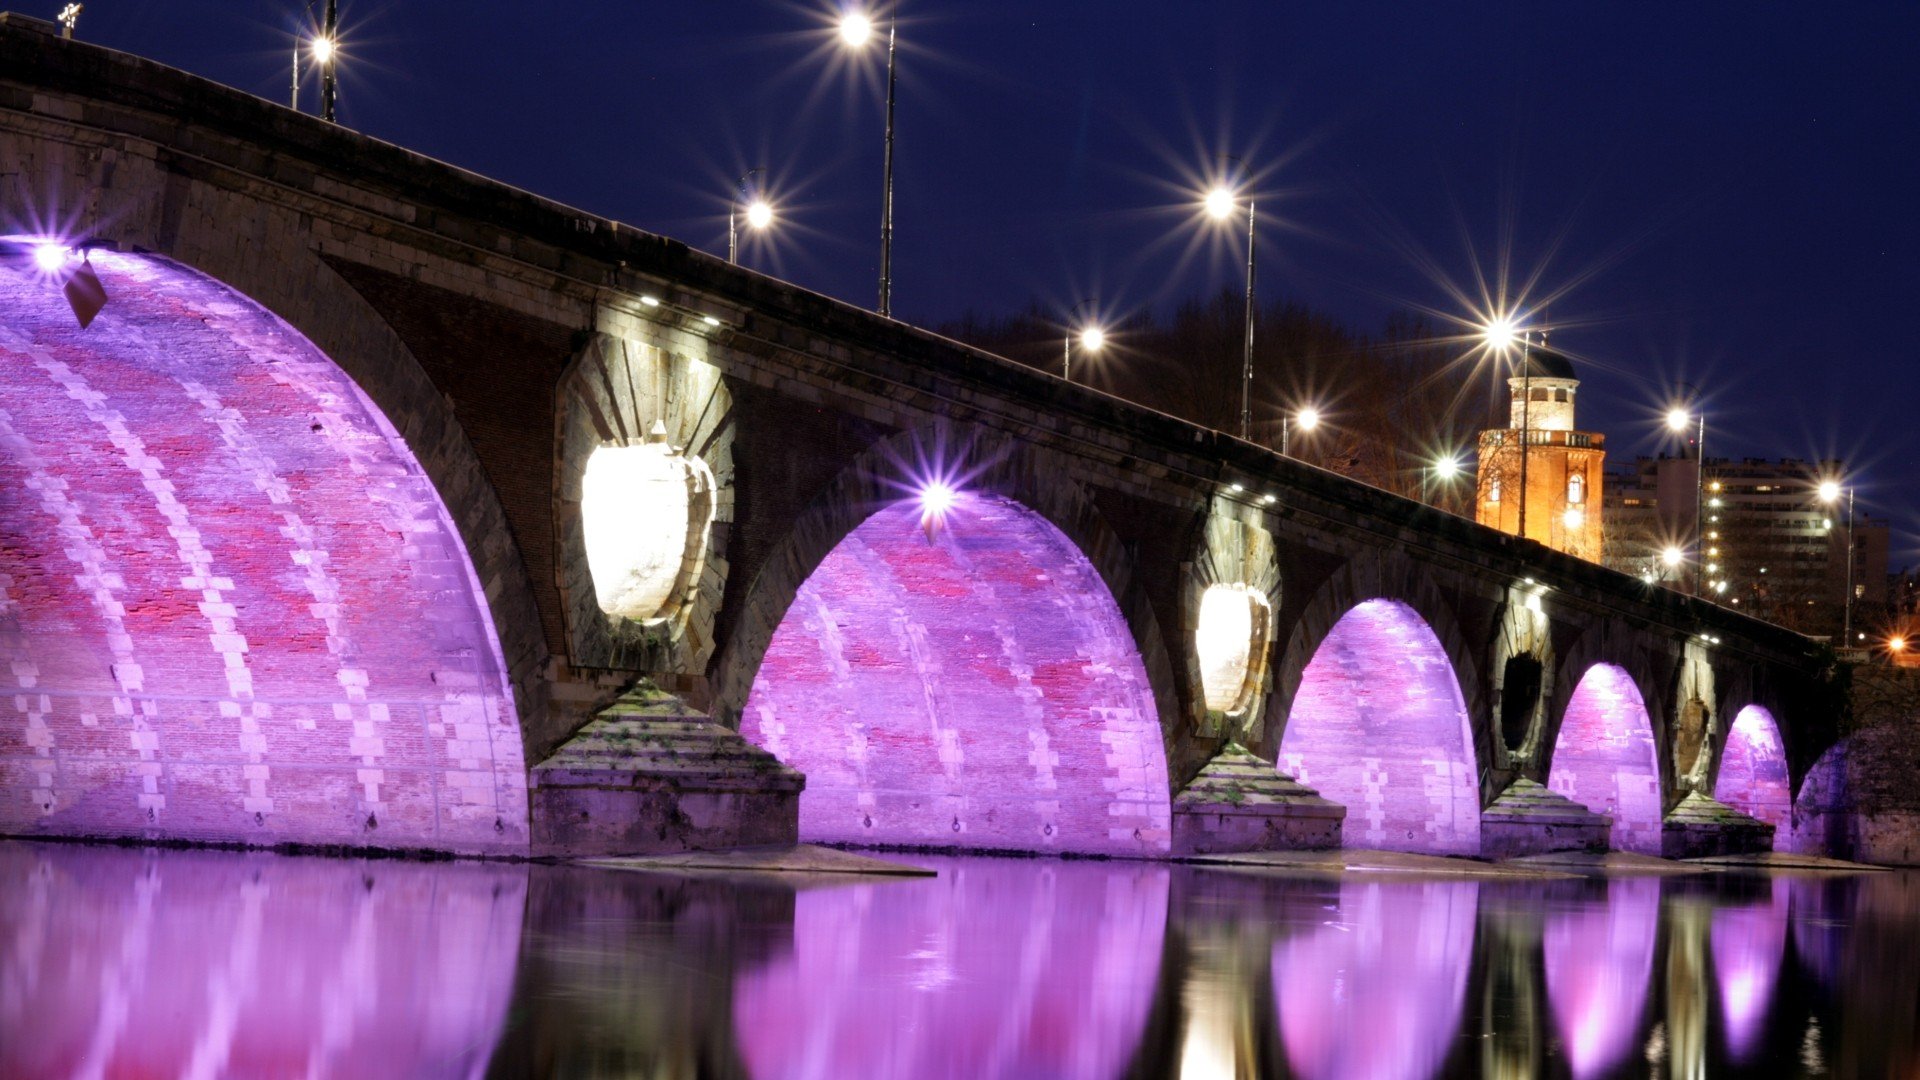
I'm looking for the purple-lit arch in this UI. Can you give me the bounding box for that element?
[740,490,1172,855]
[0,253,526,853]
[1714,705,1791,840]
[1547,664,1664,853]
[1277,599,1482,854]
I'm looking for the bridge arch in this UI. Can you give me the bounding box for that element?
[1271,576,1483,854]
[1712,704,1791,839]
[0,249,526,853]
[718,424,1176,854]
[1545,663,1665,853]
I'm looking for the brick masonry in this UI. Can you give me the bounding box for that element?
[0,23,1850,858]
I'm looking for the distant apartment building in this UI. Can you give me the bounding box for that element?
[1603,455,1889,637]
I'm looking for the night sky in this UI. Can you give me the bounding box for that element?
[57,2,1920,561]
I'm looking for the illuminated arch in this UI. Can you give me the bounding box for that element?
[0,252,525,853]
[739,489,1171,855]
[1547,664,1664,853]
[1277,599,1481,854]
[1714,705,1791,840]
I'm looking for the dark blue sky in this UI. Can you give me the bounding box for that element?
[66,2,1920,560]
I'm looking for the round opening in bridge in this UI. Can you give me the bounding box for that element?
[741,492,1171,856]
[1196,583,1272,715]
[580,440,711,622]
[1498,654,1544,751]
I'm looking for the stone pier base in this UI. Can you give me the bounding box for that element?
[1171,745,1345,855]
[1662,791,1774,858]
[529,683,804,858]
[1479,779,1612,859]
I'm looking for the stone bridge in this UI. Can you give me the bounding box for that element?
[0,18,1838,861]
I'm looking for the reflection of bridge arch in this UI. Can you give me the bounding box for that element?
[1276,598,1481,855]
[1543,878,1659,1079]
[1548,663,1665,853]
[0,253,526,852]
[729,427,1174,854]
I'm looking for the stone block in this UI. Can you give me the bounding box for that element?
[1479,778,1611,859]
[1170,744,1344,855]
[1661,791,1774,858]
[529,681,802,858]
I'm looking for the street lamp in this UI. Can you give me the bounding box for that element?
[1665,390,1706,596]
[1483,316,1534,539]
[57,3,80,39]
[1661,544,1685,584]
[1203,168,1257,443]
[728,168,772,265]
[1817,479,1856,645]
[838,7,898,318]
[294,0,340,122]
[1280,405,1319,456]
[1063,299,1103,383]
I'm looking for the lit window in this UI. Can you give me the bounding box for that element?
[1567,473,1585,505]
[1489,478,1502,504]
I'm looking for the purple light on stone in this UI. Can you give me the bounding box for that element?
[0,253,526,853]
[1543,878,1658,1079]
[31,242,68,274]
[1548,664,1664,853]
[741,494,1172,855]
[0,843,524,1078]
[1711,881,1789,1062]
[1274,881,1478,1080]
[1714,705,1791,844]
[734,858,1169,1079]
[1278,599,1480,854]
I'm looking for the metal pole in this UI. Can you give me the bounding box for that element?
[1518,334,1531,540]
[1062,334,1071,382]
[1844,488,1856,644]
[1280,415,1289,456]
[1240,198,1256,442]
[320,0,338,123]
[291,40,300,111]
[729,207,738,265]
[878,22,897,317]
[1694,412,1706,596]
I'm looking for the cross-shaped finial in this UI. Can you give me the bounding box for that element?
[58,3,82,38]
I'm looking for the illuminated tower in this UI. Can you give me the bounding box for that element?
[1476,345,1606,561]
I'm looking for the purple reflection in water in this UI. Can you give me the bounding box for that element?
[733,858,1168,1080]
[1273,881,1478,1080]
[1543,878,1659,1079]
[1711,881,1789,1062]
[0,842,524,1080]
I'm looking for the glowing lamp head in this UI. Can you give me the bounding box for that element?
[1661,546,1685,568]
[1817,480,1842,503]
[1891,636,1908,653]
[1432,455,1461,480]
[1665,407,1691,432]
[745,199,774,230]
[1078,325,1105,352]
[1563,507,1585,529]
[1203,186,1235,221]
[838,12,873,46]
[31,243,69,273]
[311,34,336,64]
[919,481,957,517]
[1294,407,1320,432]
[1482,317,1518,352]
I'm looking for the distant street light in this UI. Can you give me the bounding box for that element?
[1817,479,1856,645]
[57,3,80,39]
[1280,405,1319,456]
[728,167,771,265]
[838,8,898,318]
[1063,299,1103,383]
[1666,387,1706,596]
[1202,165,1257,442]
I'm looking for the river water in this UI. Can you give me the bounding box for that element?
[1,841,1913,1078]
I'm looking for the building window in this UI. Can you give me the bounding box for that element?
[1489,478,1502,504]
[1554,389,1569,402]
[1567,473,1585,505]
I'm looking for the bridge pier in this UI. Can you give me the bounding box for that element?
[1660,792,1775,858]
[1170,745,1344,855]
[1479,779,1612,859]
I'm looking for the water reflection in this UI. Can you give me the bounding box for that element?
[3,841,1919,1078]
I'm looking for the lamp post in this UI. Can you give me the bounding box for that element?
[1204,171,1257,442]
[1482,318,1533,539]
[838,10,898,318]
[1818,480,1855,645]
[728,168,771,265]
[1063,299,1102,383]
[1428,453,1464,511]
[311,0,339,123]
[1666,390,1706,596]
[58,3,80,39]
